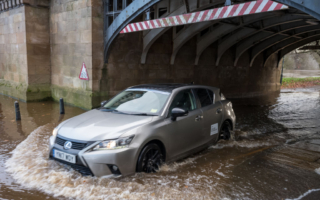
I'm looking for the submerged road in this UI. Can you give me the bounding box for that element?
[1,87,320,200]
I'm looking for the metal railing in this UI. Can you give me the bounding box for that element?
[0,0,23,12]
[104,0,161,62]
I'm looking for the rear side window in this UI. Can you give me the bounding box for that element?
[195,89,212,107]
[221,93,226,100]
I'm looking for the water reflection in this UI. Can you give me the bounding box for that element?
[15,121,25,136]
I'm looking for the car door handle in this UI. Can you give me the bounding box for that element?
[195,115,203,121]
[216,108,222,114]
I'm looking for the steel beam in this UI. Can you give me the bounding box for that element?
[232,15,311,66]
[279,36,320,60]
[121,0,288,34]
[264,29,320,66]
[215,14,310,66]
[194,12,279,65]
[104,0,161,62]
[274,0,320,20]
[169,0,226,65]
[141,5,186,64]
[142,0,227,64]
[170,21,216,65]
[250,25,320,66]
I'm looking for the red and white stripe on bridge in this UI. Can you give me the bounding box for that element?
[120,0,288,34]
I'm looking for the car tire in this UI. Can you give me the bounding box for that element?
[220,121,232,140]
[136,143,164,173]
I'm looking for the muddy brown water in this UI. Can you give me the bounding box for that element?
[1,88,320,200]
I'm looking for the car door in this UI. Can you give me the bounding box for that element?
[194,88,223,144]
[163,89,204,159]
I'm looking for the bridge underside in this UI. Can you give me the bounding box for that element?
[106,0,320,98]
[0,0,320,109]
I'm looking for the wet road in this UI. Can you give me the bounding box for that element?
[1,87,320,200]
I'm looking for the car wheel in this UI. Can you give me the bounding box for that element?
[221,121,232,140]
[136,143,164,173]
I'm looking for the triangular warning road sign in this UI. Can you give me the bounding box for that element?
[79,62,89,80]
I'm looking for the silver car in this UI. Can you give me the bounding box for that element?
[49,84,236,178]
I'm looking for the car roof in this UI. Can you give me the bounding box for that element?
[129,83,218,93]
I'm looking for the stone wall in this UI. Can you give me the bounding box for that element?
[50,0,105,109]
[25,6,51,100]
[0,3,51,101]
[0,0,282,109]
[0,6,28,100]
[106,29,281,99]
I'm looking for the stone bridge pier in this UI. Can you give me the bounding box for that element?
[1,0,320,109]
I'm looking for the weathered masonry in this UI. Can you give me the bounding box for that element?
[1,0,320,109]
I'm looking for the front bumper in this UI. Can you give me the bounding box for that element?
[49,136,138,177]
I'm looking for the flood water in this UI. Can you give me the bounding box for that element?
[1,87,320,200]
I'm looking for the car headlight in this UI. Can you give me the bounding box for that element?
[93,135,135,151]
[52,128,58,137]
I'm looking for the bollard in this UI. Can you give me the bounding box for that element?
[59,98,65,114]
[14,101,21,121]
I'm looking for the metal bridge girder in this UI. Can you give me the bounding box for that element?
[279,35,320,60]
[170,21,217,65]
[104,0,161,62]
[249,22,316,66]
[233,14,311,66]
[264,28,320,66]
[141,5,186,64]
[121,0,288,34]
[169,0,226,65]
[275,0,320,20]
[194,12,278,65]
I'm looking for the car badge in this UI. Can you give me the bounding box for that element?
[64,141,72,150]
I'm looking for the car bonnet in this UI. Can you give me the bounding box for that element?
[56,109,154,141]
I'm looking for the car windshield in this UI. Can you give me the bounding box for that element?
[102,89,171,115]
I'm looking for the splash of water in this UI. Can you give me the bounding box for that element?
[209,140,275,149]
[285,188,320,200]
[159,158,198,172]
[5,126,221,200]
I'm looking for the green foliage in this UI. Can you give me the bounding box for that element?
[282,77,320,88]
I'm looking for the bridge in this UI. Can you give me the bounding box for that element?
[0,0,320,109]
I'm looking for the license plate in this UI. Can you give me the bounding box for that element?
[53,149,76,164]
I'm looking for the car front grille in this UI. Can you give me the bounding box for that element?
[51,157,93,176]
[55,137,95,150]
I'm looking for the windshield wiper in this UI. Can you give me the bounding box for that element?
[130,113,157,116]
[99,108,127,114]
[100,108,156,116]
[112,110,130,115]
[99,107,113,112]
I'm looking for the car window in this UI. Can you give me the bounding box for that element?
[168,90,196,116]
[195,88,212,107]
[103,90,170,115]
[207,89,215,103]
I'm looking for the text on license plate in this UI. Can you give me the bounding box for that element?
[53,149,76,164]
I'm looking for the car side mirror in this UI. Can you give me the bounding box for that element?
[171,108,188,121]
[101,100,108,107]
